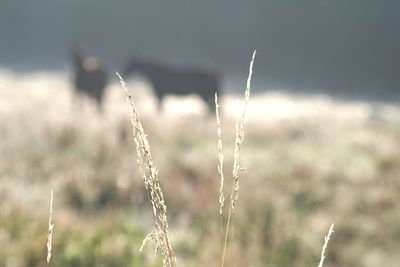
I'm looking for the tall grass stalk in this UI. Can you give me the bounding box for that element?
[215,92,226,256]
[317,224,335,267]
[46,189,54,265]
[220,50,256,267]
[117,73,176,267]
[215,92,225,217]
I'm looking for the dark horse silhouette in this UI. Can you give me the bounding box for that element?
[122,58,220,112]
[71,45,108,112]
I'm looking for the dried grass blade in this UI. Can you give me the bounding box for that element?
[117,73,176,267]
[317,223,335,267]
[46,189,54,265]
[220,50,256,267]
[231,49,256,212]
[215,92,225,216]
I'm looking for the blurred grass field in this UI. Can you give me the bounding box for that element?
[1,70,400,267]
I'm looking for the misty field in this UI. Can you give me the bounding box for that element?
[1,70,400,267]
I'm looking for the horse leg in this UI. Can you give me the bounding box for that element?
[95,95,103,114]
[201,94,216,116]
[153,89,163,113]
[73,90,84,113]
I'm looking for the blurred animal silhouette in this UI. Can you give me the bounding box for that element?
[71,44,108,112]
[122,58,220,112]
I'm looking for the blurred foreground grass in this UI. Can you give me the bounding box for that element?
[1,71,400,266]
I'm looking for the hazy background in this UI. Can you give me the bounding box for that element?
[3,2,400,267]
[1,0,400,100]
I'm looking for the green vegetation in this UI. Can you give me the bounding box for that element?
[1,70,400,266]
